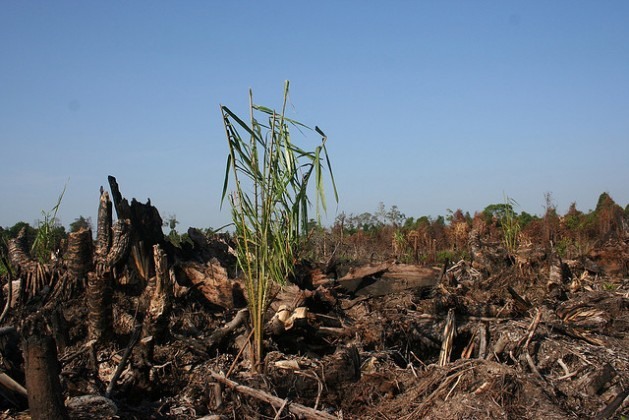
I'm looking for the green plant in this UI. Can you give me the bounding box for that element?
[602,282,616,291]
[70,216,92,232]
[554,237,570,259]
[221,81,337,369]
[32,184,67,263]
[392,229,408,261]
[163,214,192,249]
[500,194,521,255]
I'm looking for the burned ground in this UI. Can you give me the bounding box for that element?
[0,182,627,419]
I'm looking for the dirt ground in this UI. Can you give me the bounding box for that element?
[1,228,628,419]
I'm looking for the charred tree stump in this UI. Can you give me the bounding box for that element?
[8,228,37,304]
[142,244,172,341]
[143,245,172,378]
[87,269,113,343]
[106,220,132,270]
[110,244,174,398]
[21,313,69,420]
[107,175,165,283]
[138,244,173,363]
[64,228,93,289]
[49,228,94,302]
[96,188,113,254]
[88,190,132,343]
[65,229,93,286]
[88,188,112,344]
[7,227,34,268]
[7,227,60,304]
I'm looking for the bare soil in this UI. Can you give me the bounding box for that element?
[0,187,627,419]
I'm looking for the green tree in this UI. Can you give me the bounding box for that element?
[517,211,537,228]
[70,216,92,232]
[5,222,37,240]
[164,214,191,249]
[482,203,514,224]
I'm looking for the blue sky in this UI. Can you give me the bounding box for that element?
[1,1,628,231]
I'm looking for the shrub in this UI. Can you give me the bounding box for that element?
[221,81,337,369]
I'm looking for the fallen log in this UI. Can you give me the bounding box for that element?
[337,263,440,296]
[0,372,27,406]
[208,371,338,420]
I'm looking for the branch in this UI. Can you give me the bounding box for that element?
[209,371,338,420]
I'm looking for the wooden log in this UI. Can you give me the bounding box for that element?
[208,371,338,420]
[337,263,439,296]
[338,262,392,283]
[0,372,27,404]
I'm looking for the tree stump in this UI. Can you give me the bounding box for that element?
[21,313,69,420]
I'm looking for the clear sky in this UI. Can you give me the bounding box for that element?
[1,1,628,231]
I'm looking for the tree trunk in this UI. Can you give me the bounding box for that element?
[22,313,69,420]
